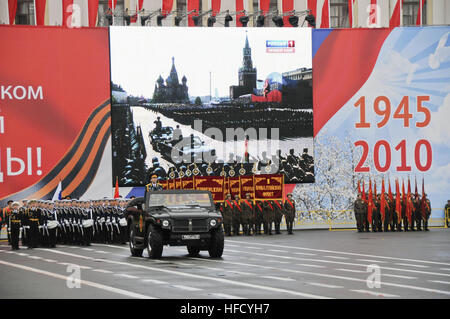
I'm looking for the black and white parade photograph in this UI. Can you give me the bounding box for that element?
[109,27,314,186]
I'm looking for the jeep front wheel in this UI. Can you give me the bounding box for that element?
[129,228,143,257]
[147,225,163,259]
[208,228,224,258]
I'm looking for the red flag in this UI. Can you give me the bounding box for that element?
[395,179,401,223]
[368,179,373,224]
[8,0,17,25]
[108,0,117,9]
[348,0,354,28]
[88,0,99,27]
[357,180,361,195]
[389,0,402,28]
[138,0,144,11]
[187,0,199,27]
[416,0,426,26]
[320,0,330,28]
[260,0,270,15]
[388,178,393,203]
[406,177,412,223]
[380,179,386,222]
[402,178,406,204]
[35,0,46,26]
[421,178,427,220]
[362,179,366,202]
[114,177,120,199]
[374,180,377,197]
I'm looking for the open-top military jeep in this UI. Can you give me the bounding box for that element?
[125,190,224,259]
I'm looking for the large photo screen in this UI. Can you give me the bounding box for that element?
[109,27,313,187]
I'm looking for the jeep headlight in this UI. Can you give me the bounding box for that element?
[162,220,170,227]
[210,219,217,227]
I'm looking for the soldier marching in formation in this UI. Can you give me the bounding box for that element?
[3,190,298,250]
[353,191,432,232]
[3,198,131,250]
[214,193,298,236]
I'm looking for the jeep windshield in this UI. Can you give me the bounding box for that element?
[148,192,213,208]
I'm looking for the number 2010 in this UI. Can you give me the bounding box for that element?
[354,139,432,173]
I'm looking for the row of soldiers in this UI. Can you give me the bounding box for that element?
[353,193,432,232]
[2,198,131,250]
[216,193,297,236]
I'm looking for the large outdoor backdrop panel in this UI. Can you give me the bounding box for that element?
[311,26,450,219]
[0,26,112,206]
[109,27,314,192]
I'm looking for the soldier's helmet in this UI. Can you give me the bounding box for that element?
[246,193,251,198]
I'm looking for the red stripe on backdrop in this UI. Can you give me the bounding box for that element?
[235,0,244,27]
[416,0,426,26]
[282,0,294,27]
[187,0,199,26]
[162,0,174,15]
[348,0,353,27]
[389,0,402,28]
[211,0,221,16]
[260,0,270,15]
[313,29,391,136]
[35,0,46,26]
[307,0,316,28]
[8,0,17,25]
[88,0,99,27]
[62,0,74,27]
[320,0,329,28]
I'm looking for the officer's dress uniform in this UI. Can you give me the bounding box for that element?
[9,209,21,250]
[28,207,40,248]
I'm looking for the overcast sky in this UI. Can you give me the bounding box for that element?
[110,27,312,98]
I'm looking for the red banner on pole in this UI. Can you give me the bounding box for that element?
[254,174,284,200]
[240,176,254,199]
[194,176,225,201]
[181,177,194,189]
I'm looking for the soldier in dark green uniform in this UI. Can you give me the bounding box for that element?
[273,200,283,234]
[223,194,233,236]
[254,200,264,235]
[445,200,450,228]
[423,194,431,231]
[9,202,22,250]
[232,195,242,236]
[263,201,275,235]
[413,194,422,231]
[373,195,381,232]
[242,193,254,236]
[284,194,296,235]
[353,193,366,233]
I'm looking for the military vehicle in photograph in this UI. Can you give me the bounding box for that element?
[125,190,224,259]
[149,127,214,164]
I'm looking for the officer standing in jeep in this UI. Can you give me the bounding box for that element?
[147,174,163,192]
